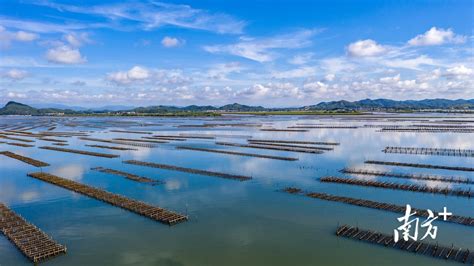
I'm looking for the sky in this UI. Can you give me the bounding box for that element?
[0,0,473,107]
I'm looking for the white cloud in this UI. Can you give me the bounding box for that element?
[271,66,317,79]
[324,73,335,82]
[382,55,437,70]
[207,62,242,80]
[288,53,314,65]
[107,66,190,86]
[0,26,38,47]
[379,74,400,83]
[446,65,473,76]
[2,69,28,80]
[408,27,466,46]
[63,32,91,47]
[35,1,246,34]
[161,36,182,48]
[15,31,38,41]
[204,29,320,62]
[347,39,387,57]
[46,45,86,64]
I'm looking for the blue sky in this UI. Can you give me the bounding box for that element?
[0,0,472,107]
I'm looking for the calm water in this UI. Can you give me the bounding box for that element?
[1,114,473,266]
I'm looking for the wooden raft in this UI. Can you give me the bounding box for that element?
[0,151,50,167]
[282,187,474,227]
[0,203,66,263]
[335,224,474,264]
[27,172,187,225]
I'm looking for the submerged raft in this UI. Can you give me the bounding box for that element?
[335,224,474,264]
[176,146,298,161]
[282,187,474,227]
[91,166,163,185]
[85,144,137,151]
[341,168,474,185]
[123,160,252,181]
[383,146,474,157]
[27,172,187,225]
[0,151,49,167]
[248,139,340,146]
[215,141,324,154]
[319,176,473,198]
[39,146,119,158]
[0,203,67,263]
[365,160,474,172]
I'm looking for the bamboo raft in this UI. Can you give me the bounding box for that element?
[0,135,35,143]
[143,136,186,141]
[52,142,68,146]
[0,151,49,167]
[178,134,216,139]
[0,203,67,263]
[365,160,474,172]
[38,138,68,143]
[110,130,153,134]
[282,187,474,226]
[287,126,358,129]
[383,146,474,157]
[5,142,35,147]
[335,224,474,264]
[79,137,158,148]
[91,167,163,185]
[27,172,187,225]
[215,141,324,154]
[176,146,298,161]
[245,141,333,151]
[85,144,137,151]
[39,146,119,158]
[379,128,474,133]
[260,129,309,132]
[113,138,168,144]
[319,176,473,198]
[248,139,340,146]
[341,168,474,185]
[123,160,252,181]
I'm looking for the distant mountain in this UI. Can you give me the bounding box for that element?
[305,98,474,110]
[1,98,473,116]
[0,101,39,115]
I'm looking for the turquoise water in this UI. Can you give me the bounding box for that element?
[0,115,473,265]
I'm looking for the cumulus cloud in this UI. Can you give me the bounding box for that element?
[2,69,28,80]
[0,26,38,48]
[161,36,183,47]
[408,27,466,46]
[63,32,91,47]
[107,66,190,86]
[446,65,473,76]
[347,39,387,57]
[46,45,86,64]
[204,29,320,62]
[271,66,317,79]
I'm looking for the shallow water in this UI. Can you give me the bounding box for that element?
[0,114,473,266]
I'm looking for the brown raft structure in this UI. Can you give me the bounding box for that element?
[0,151,50,167]
[383,146,474,157]
[123,160,252,181]
[341,168,474,185]
[39,146,119,158]
[0,203,67,263]
[365,160,474,172]
[319,176,473,198]
[91,166,164,185]
[282,187,474,227]
[335,224,474,264]
[176,146,298,161]
[27,172,187,225]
